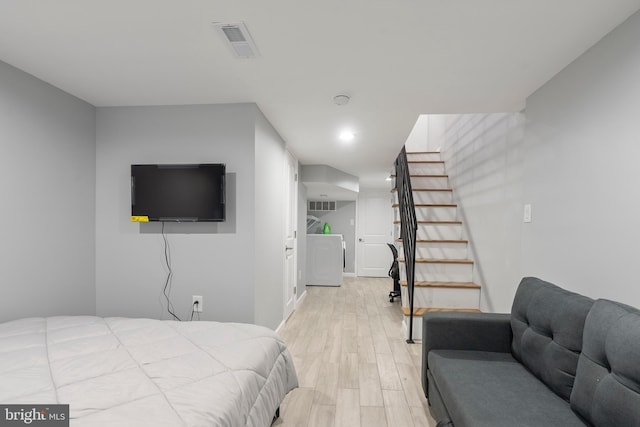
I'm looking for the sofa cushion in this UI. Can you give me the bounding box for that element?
[421,312,512,398]
[428,349,589,427]
[510,277,594,401]
[570,299,640,426]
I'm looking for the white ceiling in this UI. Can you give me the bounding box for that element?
[1,1,639,189]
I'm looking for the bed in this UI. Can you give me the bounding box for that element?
[0,316,298,426]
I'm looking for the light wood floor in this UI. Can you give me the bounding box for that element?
[274,276,436,427]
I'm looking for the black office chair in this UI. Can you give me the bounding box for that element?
[387,243,401,302]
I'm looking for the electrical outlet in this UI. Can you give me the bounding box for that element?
[192,295,203,312]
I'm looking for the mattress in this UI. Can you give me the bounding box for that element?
[0,316,298,426]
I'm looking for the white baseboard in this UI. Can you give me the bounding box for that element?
[343,272,356,277]
[275,290,308,334]
[296,289,307,307]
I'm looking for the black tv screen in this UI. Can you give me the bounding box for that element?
[131,163,226,222]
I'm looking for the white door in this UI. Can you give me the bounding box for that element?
[283,151,298,320]
[357,191,394,277]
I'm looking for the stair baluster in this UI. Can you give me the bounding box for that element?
[395,147,418,343]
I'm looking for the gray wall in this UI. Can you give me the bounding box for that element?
[521,10,640,306]
[435,113,526,312]
[0,65,291,328]
[95,104,258,323]
[434,10,640,311]
[308,201,356,274]
[254,109,286,329]
[0,60,96,322]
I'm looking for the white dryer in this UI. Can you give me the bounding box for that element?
[307,234,344,286]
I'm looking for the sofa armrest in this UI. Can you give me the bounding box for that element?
[421,312,512,397]
[423,312,512,355]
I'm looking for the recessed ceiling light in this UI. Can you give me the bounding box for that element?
[339,130,355,142]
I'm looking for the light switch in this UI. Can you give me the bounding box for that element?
[523,204,532,223]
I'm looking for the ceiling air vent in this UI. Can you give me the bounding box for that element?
[213,22,260,59]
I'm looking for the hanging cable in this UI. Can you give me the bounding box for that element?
[162,222,181,321]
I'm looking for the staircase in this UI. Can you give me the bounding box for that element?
[392,151,480,341]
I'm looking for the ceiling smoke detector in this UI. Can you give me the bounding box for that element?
[333,94,350,106]
[213,22,260,58]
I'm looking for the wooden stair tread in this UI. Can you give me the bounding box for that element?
[390,174,448,178]
[402,307,481,316]
[399,258,474,264]
[393,220,462,224]
[396,239,468,244]
[400,281,480,289]
[407,160,445,164]
[391,188,452,192]
[392,203,457,208]
[406,151,441,155]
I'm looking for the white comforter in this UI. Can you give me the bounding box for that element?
[0,316,298,426]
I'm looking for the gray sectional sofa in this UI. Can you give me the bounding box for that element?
[421,277,640,427]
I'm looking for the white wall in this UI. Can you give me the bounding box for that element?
[95,104,258,323]
[254,109,286,329]
[405,115,429,152]
[0,61,96,322]
[434,9,640,310]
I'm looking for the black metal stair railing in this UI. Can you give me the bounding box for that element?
[394,146,418,343]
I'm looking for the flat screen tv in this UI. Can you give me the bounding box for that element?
[131,163,226,222]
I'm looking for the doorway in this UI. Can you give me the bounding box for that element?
[283,151,298,320]
[356,191,394,277]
